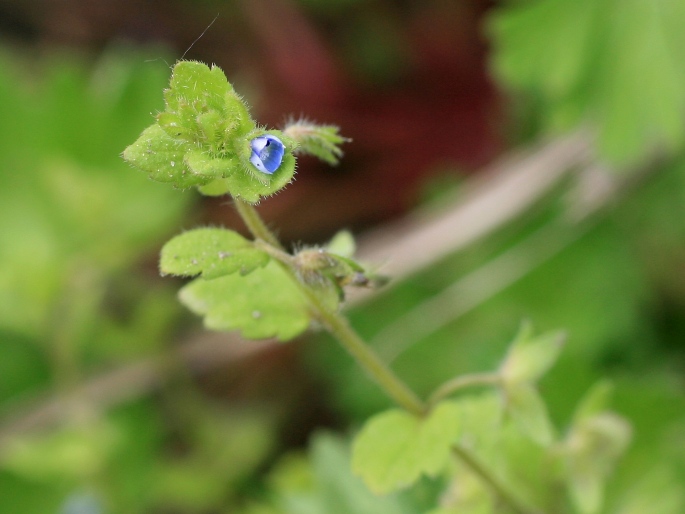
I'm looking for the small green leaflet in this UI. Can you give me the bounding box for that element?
[351,401,461,494]
[500,323,565,385]
[160,227,270,279]
[504,383,554,446]
[179,260,311,341]
[122,124,207,189]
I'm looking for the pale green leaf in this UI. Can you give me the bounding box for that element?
[572,380,614,423]
[178,260,310,341]
[160,228,269,279]
[565,412,632,514]
[351,401,461,494]
[500,323,566,385]
[504,383,554,446]
[326,230,356,258]
[568,466,603,514]
[309,434,409,514]
[489,0,685,164]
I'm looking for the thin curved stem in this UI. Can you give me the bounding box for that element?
[428,372,501,407]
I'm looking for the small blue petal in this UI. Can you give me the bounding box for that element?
[250,135,285,174]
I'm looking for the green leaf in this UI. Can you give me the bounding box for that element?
[196,177,232,197]
[326,230,356,258]
[178,260,311,341]
[351,401,461,494]
[309,434,409,514]
[160,228,270,279]
[504,383,554,446]
[122,124,207,188]
[489,0,685,164]
[500,323,566,385]
[572,380,614,424]
[184,148,241,179]
[565,412,632,514]
[259,433,411,514]
[165,60,232,112]
[124,61,301,201]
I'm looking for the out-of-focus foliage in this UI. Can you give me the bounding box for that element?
[303,137,685,510]
[489,0,685,164]
[0,48,281,513]
[0,47,189,344]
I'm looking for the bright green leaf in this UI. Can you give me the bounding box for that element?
[351,401,461,494]
[164,60,233,114]
[184,148,241,179]
[122,124,207,188]
[160,227,269,279]
[178,260,311,341]
[197,177,232,196]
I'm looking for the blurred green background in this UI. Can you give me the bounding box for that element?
[0,0,684,512]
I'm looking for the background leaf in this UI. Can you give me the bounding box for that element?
[489,0,685,164]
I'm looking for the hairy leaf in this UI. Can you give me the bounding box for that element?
[160,228,269,279]
[178,260,310,341]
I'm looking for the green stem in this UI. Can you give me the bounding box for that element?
[232,199,541,513]
[233,200,425,416]
[428,372,501,407]
[234,198,284,250]
[304,288,426,417]
[452,444,543,514]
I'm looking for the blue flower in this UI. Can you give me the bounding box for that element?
[250,135,285,174]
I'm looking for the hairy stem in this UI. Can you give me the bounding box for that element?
[233,199,541,513]
[233,199,425,416]
[305,289,427,417]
